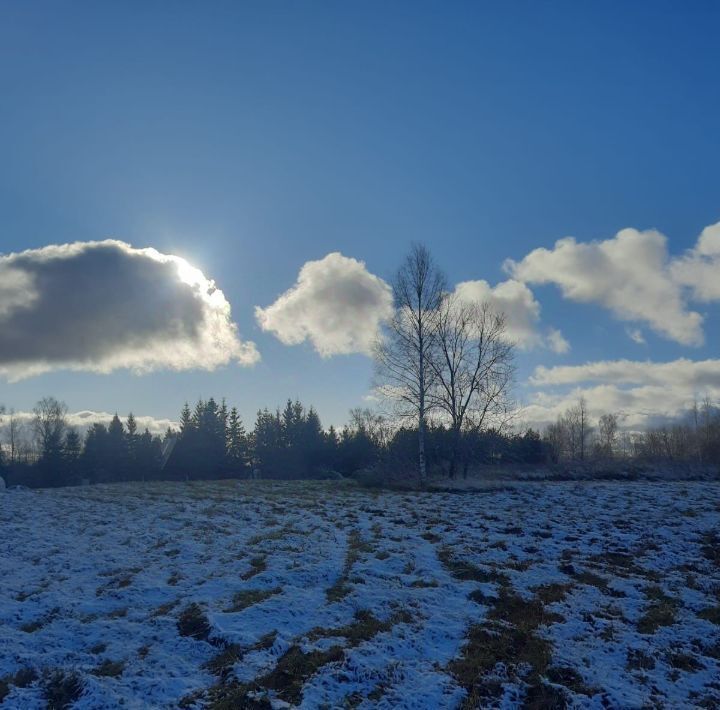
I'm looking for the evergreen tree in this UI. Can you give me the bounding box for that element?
[253,408,283,476]
[180,403,193,434]
[226,407,249,474]
[126,412,138,438]
[126,412,138,469]
[82,423,109,482]
[167,398,227,480]
[136,428,162,480]
[62,429,82,483]
[106,414,129,481]
[32,396,68,485]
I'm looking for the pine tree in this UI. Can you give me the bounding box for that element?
[81,423,109,482]
[107,414,128,481]
[63,429,82,483]
[180,403,193,434]
[219,398,229,442]
[136,428,162,480]
[126,413,138,469]
[227,407,249,473]
[126,412,138,438]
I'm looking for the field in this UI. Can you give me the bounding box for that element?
[1,480,719,709]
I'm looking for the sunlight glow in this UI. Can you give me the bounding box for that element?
[174,256,207,289]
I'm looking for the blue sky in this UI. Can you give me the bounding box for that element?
[1,1,720,431]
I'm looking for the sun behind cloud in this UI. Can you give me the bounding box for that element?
[0,240,259,380]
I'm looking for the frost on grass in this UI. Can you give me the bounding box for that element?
[0,480,719,708]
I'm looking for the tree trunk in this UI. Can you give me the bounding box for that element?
[448,425,460,480]
[418,415,427,486]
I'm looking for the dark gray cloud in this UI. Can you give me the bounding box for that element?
[0,240,259,379]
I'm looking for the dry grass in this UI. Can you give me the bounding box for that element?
[260,644,345,704]
[43,670,84,709]
[205,644,243,677]
[637,587,679,634]
[438,547,509,585]
[698,606,720,625]
[207,644,344,708]
[92,659,126,678]
[225,587,281,613]
[326,529,371,602]
[152,599,179,618]
[449,588,566,708]
[241,556,267,581]
[626,648,656,671]
[533,582,574,605]
[177,603,212,642]
[308,608,412,647]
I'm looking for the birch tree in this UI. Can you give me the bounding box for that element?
[374,244,446,484]
[430,296,515,478]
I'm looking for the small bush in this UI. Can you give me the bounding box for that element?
[44,671,84,710]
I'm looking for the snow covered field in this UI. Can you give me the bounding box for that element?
[1,480,719,709]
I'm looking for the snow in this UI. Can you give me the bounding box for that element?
[1,480,718,708]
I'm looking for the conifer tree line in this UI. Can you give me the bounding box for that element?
[0,395,549,487]
[3,391,720,488]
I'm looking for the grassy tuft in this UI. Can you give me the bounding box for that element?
[92,659,126,677]
[225,587,281,613]
[241,556,267,581]
[177,603,212,641]
[44,670,84,710]
[438,547,509,585]
[698,606,720,625]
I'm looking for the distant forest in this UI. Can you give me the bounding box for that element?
[1,392,720,489]
[0,396,546,488]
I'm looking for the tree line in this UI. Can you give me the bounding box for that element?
[2,392,718,489]
[544,396,720,466]
[0,396,549,488]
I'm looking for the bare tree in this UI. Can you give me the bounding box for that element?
[597,413,618,458]
[564,397,591,461]
[32,396,68,462]
[348,408,392,449]
[544,419,566,462]
[430,295,515,478]
[546,397,593,462]
[374,244,446,484]
[7,409,22,465]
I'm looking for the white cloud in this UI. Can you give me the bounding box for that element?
[255,252,394,357]
[696,221,720,256]
[0,240,259,380]
[505,227,704,346]
[545,328,570,354]
[671,221,720,302]
[530,358,720,389]
[521,357,720,430]
[452,279,569,353]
